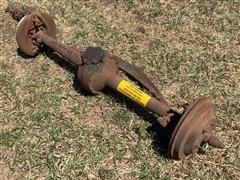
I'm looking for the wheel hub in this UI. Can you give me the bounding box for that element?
[16,12,56,56]
[169,98,224,159]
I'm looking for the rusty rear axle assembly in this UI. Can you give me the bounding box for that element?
[15,12,224,159]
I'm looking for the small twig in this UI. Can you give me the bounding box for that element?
[0,88,11,102]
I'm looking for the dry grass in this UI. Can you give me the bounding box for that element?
[0,0,239,179]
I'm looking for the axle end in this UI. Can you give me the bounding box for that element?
[168,98,224,159]
[16,12,56,57]
[207,135,224,149]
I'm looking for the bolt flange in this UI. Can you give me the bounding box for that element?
[16,12,56,56]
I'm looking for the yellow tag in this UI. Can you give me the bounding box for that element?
[117,80,151,107]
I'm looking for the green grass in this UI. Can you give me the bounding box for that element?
[0,0,240,179]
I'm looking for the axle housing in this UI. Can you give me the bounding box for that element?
[15,12,224,159]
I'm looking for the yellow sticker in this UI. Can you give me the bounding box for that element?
[117,80,151,107]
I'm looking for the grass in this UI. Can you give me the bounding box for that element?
[0,0,239,179]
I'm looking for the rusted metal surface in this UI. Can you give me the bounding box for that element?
[115,56,168,105]
[16,13,56,56]
[13,11,224,160]
[169,98,224,159]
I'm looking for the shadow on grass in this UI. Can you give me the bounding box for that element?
[18,49,177,159]
[102,87,173,159]
[45,49,92,97]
